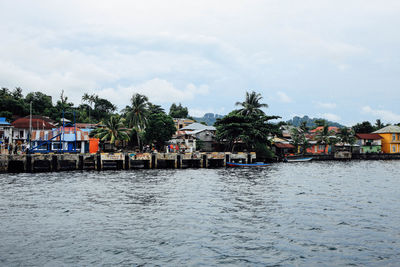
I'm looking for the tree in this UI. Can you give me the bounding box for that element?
[290,128,302,154]
[25,92,53,116]
[299,121,309,132]
[338,127,356,152]
[374,119,386,131]
[315,125,335,154]
[215,111,280,153]
[144,113,176,150]
[90,115,129,148]
[124,93,149,149]
[169,103,188,118]
[314,119,328,127]
[82,93,96,122]
[235,91,268,116]
[352,121,374,133]
[0,87,29,119]
[93,97,117,121]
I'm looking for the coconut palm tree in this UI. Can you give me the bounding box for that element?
[290,128,302,154]
[315,125,335,154]
[338,127,356,153]
[90,115,129,149]
[82,93,97,122]
[235,91,268,116]
[124,93,149,149]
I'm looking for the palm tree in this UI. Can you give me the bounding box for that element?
[315,125,335,154]
[91,116,129,149]
[124,93,149,149]
[300,134,312,155]
[235,91,268,116]
[338,127,356,153]
[290,128,302,154]
[82,93,97,123]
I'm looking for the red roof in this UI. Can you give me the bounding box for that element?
[274,143,295,148]
[355,133,382,140]
[310,126,340,133]
[12,118,55,129]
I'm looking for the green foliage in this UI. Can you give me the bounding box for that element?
[352,121,375,133]
[235,91,268,116]
[169,103,188,118]
[25,91,54,116]
[144,113,176,150]
[0,88,29,119]
[215,110,280,153]
[90,115,129,146]
[123,93,149,149]
[338,127,356,145]
[314,119,328,127]
[254,143,275,160]
[314,125,335,154]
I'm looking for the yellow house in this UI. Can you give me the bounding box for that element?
[373,125,400,153]
[173,118,195,130]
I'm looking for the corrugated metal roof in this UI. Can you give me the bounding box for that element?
[0,117,10,125]
[373,125,400,134]
[180,123,216,131]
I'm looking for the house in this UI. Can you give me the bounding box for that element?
[169,122,217,152]
[0,117,13,144]
[373,125,400,153]
[271,137,295,157]
[173,118,195,130]
[11,115,56,144]
[355,133,382,153]
[310,126,340,134]
[30,126,99,153]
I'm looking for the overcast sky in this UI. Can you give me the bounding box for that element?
[1,0,400,125]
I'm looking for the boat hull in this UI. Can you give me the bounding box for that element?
[226,162,270,167]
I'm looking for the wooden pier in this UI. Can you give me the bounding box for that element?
[0,152,256,173]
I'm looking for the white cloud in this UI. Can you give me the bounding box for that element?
[97,78,209,109]
[276,91,293,103]
[316,102,337,109]
[319,113,341,122]
[362,106,400,123]
[189,107,226,117]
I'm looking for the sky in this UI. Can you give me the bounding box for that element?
[1,0,400,126]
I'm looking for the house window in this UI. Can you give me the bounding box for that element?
[392,134,396,141]
[52,143,62,150]
[20,131,24,138]
[393,145,396,153]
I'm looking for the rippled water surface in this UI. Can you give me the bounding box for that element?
[1,161,400,266]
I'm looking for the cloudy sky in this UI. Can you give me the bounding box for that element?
[1,0,400,125]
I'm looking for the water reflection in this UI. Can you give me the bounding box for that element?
[0,161,400,266]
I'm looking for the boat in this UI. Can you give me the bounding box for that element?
[285,157,313,162]
[226,162,270,167]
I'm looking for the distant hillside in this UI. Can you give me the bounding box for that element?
[286,116,345,128]
[193,113,224,126]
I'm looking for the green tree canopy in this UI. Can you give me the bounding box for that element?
[169,103,188,118]
[90,115,129,146]
[352,121,375,133]
[235,91,268,116]
[144,112,176,150]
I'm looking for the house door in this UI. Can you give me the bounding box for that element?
[68,142,75,151]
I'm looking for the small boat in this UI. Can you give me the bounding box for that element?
[285,157,313,162]
[226,162,270,167]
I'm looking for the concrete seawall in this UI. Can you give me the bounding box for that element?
[0,152,256,173]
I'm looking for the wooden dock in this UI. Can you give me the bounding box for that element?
[0,152,256,173]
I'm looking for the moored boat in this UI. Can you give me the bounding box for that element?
[226,162,270,167]
[285,157,313,162]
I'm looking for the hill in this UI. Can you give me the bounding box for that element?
[286,115,345,128]
[192,113,224,126]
